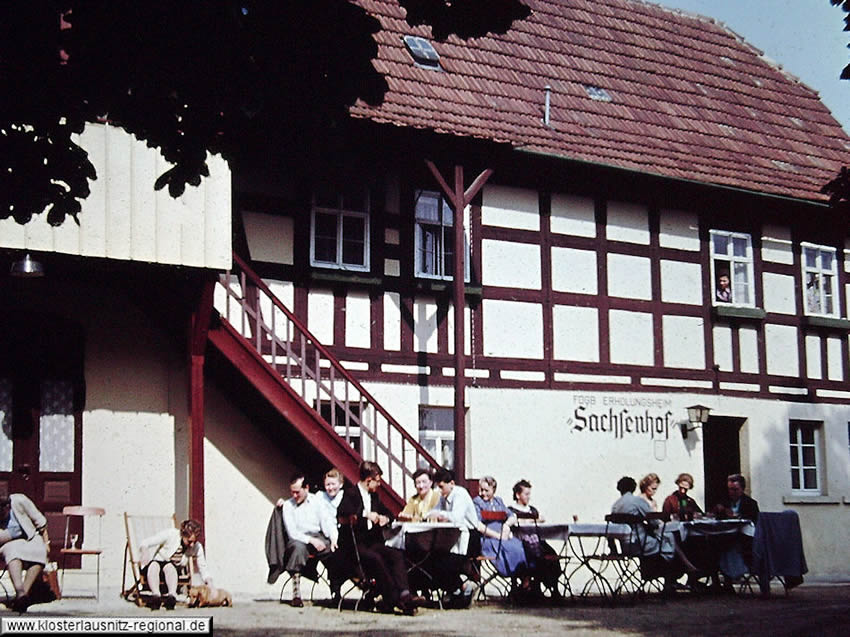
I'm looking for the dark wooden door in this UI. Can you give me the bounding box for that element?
[0,314,84,563]
[702,416,744,510]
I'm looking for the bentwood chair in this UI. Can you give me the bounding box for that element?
[60,506,105,599]
[475,510,512,601]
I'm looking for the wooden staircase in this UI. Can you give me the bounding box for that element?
[208,253,440,509]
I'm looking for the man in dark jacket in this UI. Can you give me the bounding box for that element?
[715,474,759,522]
[337,461,417,614]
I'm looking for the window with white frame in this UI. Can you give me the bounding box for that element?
[710,230,755,306]
[414,190,469,281]
[419,406,455,469]
[789,420,821,494]
[310,188,370,271]
[801,243,838,317]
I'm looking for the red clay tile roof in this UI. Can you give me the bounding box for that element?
[351,0,850,203]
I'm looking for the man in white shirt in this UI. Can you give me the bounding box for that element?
[281,473,338,607]
[426,468,481,607]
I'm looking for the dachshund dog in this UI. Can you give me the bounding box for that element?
[187,585,233,607]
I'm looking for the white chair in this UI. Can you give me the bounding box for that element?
[60,506,105,599]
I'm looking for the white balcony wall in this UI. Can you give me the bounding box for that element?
[0,123,231,269]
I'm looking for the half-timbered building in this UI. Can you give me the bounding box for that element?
[2,0,850,594]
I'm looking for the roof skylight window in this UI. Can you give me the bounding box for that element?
[584,85,612,102]
[403,35,441,70]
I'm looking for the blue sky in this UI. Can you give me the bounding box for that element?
[653,0,850,131]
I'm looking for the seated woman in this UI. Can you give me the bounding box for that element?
[398,468,440,522]
[638,473,661,512]
[661,473,703,521]
[472,476,527,579]
[508,479,561,598]
[0,494,52,612]
[139,519,214,610]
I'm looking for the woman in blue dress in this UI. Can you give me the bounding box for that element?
[472,476,528,577]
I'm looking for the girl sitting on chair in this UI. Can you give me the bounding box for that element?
[139,519,214,610]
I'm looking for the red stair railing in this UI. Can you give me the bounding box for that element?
[214,253,441,502]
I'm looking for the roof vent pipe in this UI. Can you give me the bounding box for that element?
[543,85,552,127]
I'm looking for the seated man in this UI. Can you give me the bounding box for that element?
[715,473,759,522]
[398,468,440,522]
[139,519,213,610]
[426,468,481,607]
[337,461,418,614]
[280,472,339,607]
[708,473,759,585]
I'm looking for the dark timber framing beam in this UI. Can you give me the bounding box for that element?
[426,161,492,484]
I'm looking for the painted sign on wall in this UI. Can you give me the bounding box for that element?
[568,393,674,440]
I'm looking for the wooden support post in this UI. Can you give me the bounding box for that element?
[425,161,493,485]
[188,277,215,533]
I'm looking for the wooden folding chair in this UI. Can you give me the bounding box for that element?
[121,513,192,606]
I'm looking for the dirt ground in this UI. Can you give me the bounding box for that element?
[4,581,849,637]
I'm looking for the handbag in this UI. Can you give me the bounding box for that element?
[30,567,61,603]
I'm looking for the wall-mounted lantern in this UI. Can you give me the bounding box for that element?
[680,404,711,439]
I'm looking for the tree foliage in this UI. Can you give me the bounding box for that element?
[0,0,528,226]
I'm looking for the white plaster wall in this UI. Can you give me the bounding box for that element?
[660,260,703,305]
[482,300,543,359]
[713,326,733,371]
[384,292,401,351]
[307,289,335,345]
[81,322,182,597]
[0,123,231,269]
[739,327,761,374]
[827,337,843,381]
[761,225,794,265]
[550,194,596,237]
[447,305,472,356]
[662,316,705,369]
[481,185,539,231]
[609,310,654,366]
[606,201,649,244]
[607,254,652,300]
[265,280,294,313]
[202,379,295,598]
[659,209,699,251]
[806,335,822,379]
[763,272,797,315]
[345,291,371,349]
[243,211,294,265]
[414,297,439,354]
[551,247,598,295]
[349,382,850,578]
[481,240,541,289]
[553,305,600,362]
[765,324,800,377]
